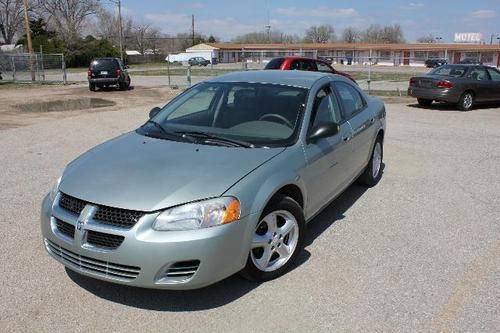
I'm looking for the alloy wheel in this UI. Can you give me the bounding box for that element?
[251,210,299,272]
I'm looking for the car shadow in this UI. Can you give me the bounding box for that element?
[408,102,500,111]
[67,165,382,311]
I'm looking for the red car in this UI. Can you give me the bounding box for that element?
[264,57,356,83]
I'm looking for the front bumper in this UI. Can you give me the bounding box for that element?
[41,194,256,290]
[408,87,461,103]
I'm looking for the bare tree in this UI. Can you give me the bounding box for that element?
[233,30,300,44]
[342,26,360,43]
[361,24,404,43]
[416,34,434,43]
[304,25,335,43]
[0,0,26,44]
[37,0,100,43]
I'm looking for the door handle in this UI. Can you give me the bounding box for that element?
[370,118,375,124]
[342,135,352,142]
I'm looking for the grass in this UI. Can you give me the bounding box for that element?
[345,71,415,82]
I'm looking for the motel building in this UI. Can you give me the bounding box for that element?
[185,42,500,67]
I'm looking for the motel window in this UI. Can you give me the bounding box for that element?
[414,51,426,60]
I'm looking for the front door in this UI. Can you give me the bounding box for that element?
[403,51,410,65]
[453,52,461,64]
[303,84,353,216]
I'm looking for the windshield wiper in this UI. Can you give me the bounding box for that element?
[142,121,196,142]
[175,130,255,148]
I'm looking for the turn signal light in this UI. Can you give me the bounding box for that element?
[437,80,453,88]
[87,69,92,76]
[116,69,122,77]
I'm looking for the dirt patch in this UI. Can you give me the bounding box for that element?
[15,98,116,113]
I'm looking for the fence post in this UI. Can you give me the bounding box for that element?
[35,53,40,81]
[61,53,67,85]
[40,45,45,81]
[11,56,16,81]
[367,57,372,95]
[187,65,191,87]
[167,59,171,87]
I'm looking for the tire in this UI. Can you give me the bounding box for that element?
[458,91,474,111]
[119,81,127,91]
[417,98,433,107]
[358,136,384,187]
[241,195,305,282]
[89,83,96,92]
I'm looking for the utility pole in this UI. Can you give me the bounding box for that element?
[191,14,195,46]
[118,0,124,62]
[22,0,35,81]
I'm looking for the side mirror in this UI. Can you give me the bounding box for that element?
[124,65,130,69]
[149,107,161,119]
[307,122,340,143]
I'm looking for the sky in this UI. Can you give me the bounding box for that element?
[109,0,500,42]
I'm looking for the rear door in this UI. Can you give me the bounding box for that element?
[334,81,376,178]
[467,67,491,102]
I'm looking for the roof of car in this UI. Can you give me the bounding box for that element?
[207,70,330,88]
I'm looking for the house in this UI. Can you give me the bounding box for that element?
[185,42,500,67]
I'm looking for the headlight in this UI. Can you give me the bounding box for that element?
[153,197,241,231]
[49,176,62,202]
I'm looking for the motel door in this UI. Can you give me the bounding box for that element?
[453,52,461,64]
[403,51,410,65]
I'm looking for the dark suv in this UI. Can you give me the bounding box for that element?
[88,57,131,91]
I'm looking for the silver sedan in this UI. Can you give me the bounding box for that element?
[41,70,386,289]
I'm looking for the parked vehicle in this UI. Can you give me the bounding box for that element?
[408,64,500,111]
[0,71,3,80]
[87,57,131,92]
[425,58,448,68]
[265,57,357,83]
[459,58,481,65]
[188,57,210,66]
[41,71,386,290]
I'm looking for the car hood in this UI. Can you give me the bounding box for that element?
[59,132,285,212]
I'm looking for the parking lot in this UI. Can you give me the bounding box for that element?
[0,84,499,332]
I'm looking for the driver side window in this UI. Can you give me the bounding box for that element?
[310,86,342,128]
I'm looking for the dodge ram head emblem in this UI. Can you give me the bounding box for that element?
[77,205,96,230]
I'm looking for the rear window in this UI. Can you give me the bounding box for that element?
[265,58,285,70]
[90,59,119,70]
[430,65,467,78]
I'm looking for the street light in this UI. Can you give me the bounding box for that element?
[101,0,124,62]
[435,37,443,43]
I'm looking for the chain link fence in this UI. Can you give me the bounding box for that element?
[0,53,67,83]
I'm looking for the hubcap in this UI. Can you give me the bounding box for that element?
[463,94,473,109]
[251,210,299,272]
[372,142,382,178]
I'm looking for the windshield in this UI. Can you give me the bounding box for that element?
[429,65,467,77]
[90,59,119,70]
[138,82,308,147]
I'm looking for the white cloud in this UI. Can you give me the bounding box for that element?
[470,9,496,19]
[408,2,424,9]
[275,7,358,18]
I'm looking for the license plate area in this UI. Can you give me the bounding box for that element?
[100,71,108,75]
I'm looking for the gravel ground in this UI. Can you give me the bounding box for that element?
[0,90,499,332]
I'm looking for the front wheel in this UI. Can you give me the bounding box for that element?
[89,83,96,92]
[458,92,474,111]
[358,137,383,187]
[241,196,305,282]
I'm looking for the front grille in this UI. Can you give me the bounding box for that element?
[86,230,124,249]
[45,239,140,280]
[94,206,144,228]
[59,193,86,216]
[59,192,145,229]
[164,260,200,280]
[55,219,75,239]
